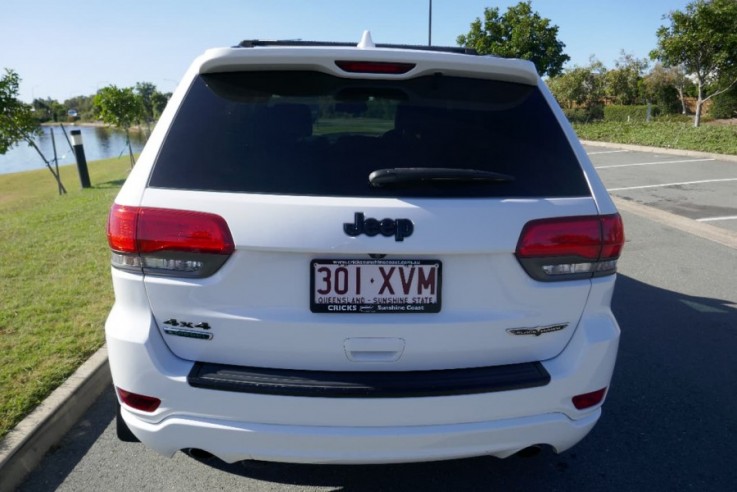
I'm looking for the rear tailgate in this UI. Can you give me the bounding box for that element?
[141,190,597,370]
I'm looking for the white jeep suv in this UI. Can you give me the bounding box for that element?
[106,32,624,464]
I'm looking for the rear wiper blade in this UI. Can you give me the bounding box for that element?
[369,167,514,187]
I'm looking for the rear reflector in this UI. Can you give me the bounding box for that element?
[516,214,624,282]
[116,387,161,412]
[107,204,234,277]
[335,60,416,74]
[572,387,607,410]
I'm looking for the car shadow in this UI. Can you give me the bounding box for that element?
[17,384,118,492]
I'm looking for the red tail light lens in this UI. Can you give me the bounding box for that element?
[516,217,602,260]
[600,214,625,259]
[335,60,416,74]
[107,204,139,253]
[116,387,161,412]
[572,387,607,410]
[136,208,234,255]
[107,204,234,277]
[516,214,624,281]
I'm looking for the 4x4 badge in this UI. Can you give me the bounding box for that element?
[506,323,568,337]
[343,212,414,242]
[162,319,213,341]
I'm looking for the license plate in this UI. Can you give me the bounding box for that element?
[311,259,442,313]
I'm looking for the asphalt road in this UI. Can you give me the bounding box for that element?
[18,147,737,491]
[586,144,737,233]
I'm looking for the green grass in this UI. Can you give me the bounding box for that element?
[573,120,737,155]
[0,157,130,440]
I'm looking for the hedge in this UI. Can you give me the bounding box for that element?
[603,105,662,122]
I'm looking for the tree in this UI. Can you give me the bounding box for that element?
[31,97,65,123]
[135,82,169,132]
[710,81,737,118]
[643,63,691,114]
[457,1,569,77]
[94,85,142,167]
[63,94,95,121]
[0,68,66,193]
[650,0,737,126]
[604,51,649,105]
[547,58,607,109]
[0,69,35,154]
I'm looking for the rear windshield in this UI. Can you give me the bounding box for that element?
[149,71,589,198]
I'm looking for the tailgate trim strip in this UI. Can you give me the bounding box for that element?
[187,361,550,398]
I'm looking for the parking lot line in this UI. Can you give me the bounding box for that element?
[596,158,715,170]
[697,216,737,223]
[587,150,629,155]
[608,178,737,192]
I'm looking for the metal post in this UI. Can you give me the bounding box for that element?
[428,0,433,46]
[70,130,92,189]
[50,127,62,195]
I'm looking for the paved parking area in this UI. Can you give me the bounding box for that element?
[584,144,737,233]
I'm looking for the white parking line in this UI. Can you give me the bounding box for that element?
[608,178,737,192]
[596,158,715,169]
[587,150,629,155]
[697,216,737,223]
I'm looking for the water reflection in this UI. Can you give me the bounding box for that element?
[93,126,112,154]
[0,125,149,175]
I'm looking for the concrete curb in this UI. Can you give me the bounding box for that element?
[0,347,111,492]
[613,197,737,251]
[580,140,737,163]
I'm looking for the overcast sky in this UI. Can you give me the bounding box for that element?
[2,0,690,103]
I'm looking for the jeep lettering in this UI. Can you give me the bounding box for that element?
[343,212,414,241]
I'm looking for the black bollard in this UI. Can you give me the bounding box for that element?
[70,130,92,189]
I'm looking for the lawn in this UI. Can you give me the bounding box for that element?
[573,120,737,155]
[0,157,130,440]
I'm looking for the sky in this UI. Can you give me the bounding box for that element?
[1,0,692,103]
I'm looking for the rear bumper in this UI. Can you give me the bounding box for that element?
[187,360,550,398]
[121,406,600,464]
[106,274,619,464]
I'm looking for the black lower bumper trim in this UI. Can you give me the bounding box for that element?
[187,361,550,398]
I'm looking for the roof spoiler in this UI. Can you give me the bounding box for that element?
[236,37,477,56]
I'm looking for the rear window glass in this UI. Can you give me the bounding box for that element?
[149,71,589,198]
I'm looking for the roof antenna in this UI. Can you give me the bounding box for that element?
[358,30,375,49]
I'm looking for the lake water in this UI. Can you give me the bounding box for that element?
[0,125,148,175]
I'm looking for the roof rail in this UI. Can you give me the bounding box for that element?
[236,39,477,56]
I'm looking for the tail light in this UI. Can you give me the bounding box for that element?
[116,387,161,412]
[335,60,416,74]
[516,214,624,282]
[107,204,234,278]
[572,387,607,410]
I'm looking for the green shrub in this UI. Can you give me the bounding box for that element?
[563,105,603,123]
[652,85,682,115]
[573,120,737,155]
[654,113,692,123]
[710,85,737,119]
[603,104,661,122]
